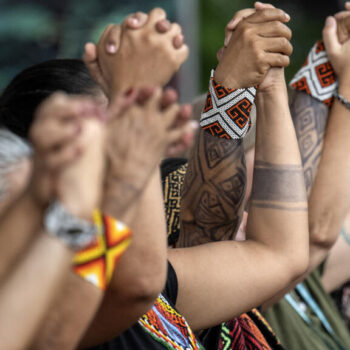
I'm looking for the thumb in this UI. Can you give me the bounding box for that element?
[254,2,275,10]
[323,16,341,55]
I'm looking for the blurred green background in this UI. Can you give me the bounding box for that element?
[0,0,345,96]
[200,0,342,91]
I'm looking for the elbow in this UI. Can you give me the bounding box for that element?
[125,271,167,303]
[285,249,309,282]
[275,240,309,283]
[110,260,167,305]
[309,211,339,250]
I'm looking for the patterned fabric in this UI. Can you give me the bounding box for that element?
[73,211,131,290]
[200,70,256,140]
[139,294,205,350]
[218,309,283,350]
[290,40,337,107]
[163,164,187,246]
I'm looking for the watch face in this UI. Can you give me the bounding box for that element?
[45,201,96,250]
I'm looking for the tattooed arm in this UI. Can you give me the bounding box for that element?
[178,7,292,248]
[178,131,246,247]
[292,15,350,277]
[168,68,308,330]
[308,15,350,274]
[262,15,350,309]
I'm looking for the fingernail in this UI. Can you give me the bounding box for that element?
[326,16,335,27]
[75,124,82,135]
[98,110,108,122]
[229,18,239,29]
[107,44,117,54]
[75,147,83,157]
[130,17,139,25]
[80,101,95,114]
[284,12,290,21]
[191,121,199,129]
[125,88,135,97]
[224,36,230,47]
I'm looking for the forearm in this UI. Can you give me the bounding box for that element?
[290,91,328,194]
[81,169,168,346]
[248,82,308,269]
[308,81,350,266]
[0,190,44,280]
[179,128,246,248]
[0,233,73,350]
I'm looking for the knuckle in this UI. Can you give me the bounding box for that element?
[259,9,269,20]
[150,7,166,20]
[256,51,266,65]
[285,26,292,40]
[278,55,289,67]
[141,30,153,45]
[136,11,146,18]
[283,56,290,66]
[171,22,182,34]
[281,37,289,48]
[241,26,253,41]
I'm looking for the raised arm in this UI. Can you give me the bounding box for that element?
[0,94,101,280]
[178,7,292,248]
[79,88,192,346]
[309,14,350,275]
[0,93,105,350]
[169,64,308,331]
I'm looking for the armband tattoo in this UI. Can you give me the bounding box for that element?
[290,40,337,107]
[200,70,256,140]
[73,211,131,290]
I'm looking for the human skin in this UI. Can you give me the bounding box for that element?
[198,3,350,309]
[0,94,106,350]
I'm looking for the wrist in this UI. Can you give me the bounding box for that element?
[214,64,240,90]
[44,201,97,251]
[25,185,49,213]
[338,72,350,95]
[257,83,288,99]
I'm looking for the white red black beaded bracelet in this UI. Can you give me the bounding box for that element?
[200,70,256,140]
[289,40,337,107]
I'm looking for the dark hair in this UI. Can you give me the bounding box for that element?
[0,59,99,138]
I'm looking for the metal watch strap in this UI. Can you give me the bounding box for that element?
[44,201,96,250]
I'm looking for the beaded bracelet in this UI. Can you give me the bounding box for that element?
[73,210,131,290]
[200,70,256,140]
[290,40,337,107]
[334,90,350,110]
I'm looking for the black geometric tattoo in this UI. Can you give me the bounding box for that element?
[290,91,328,193]
[250,161,307,211]
[179,129,246,247]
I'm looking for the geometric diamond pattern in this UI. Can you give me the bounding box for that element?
[200,70,256,139]
[290,40,337,107]
[73,211,131,291]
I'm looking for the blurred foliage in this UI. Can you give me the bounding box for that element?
[199,0,343,92]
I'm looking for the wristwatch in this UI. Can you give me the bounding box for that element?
[44,201,97,251]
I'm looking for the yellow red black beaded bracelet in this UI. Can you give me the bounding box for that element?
[73,210,131,290]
